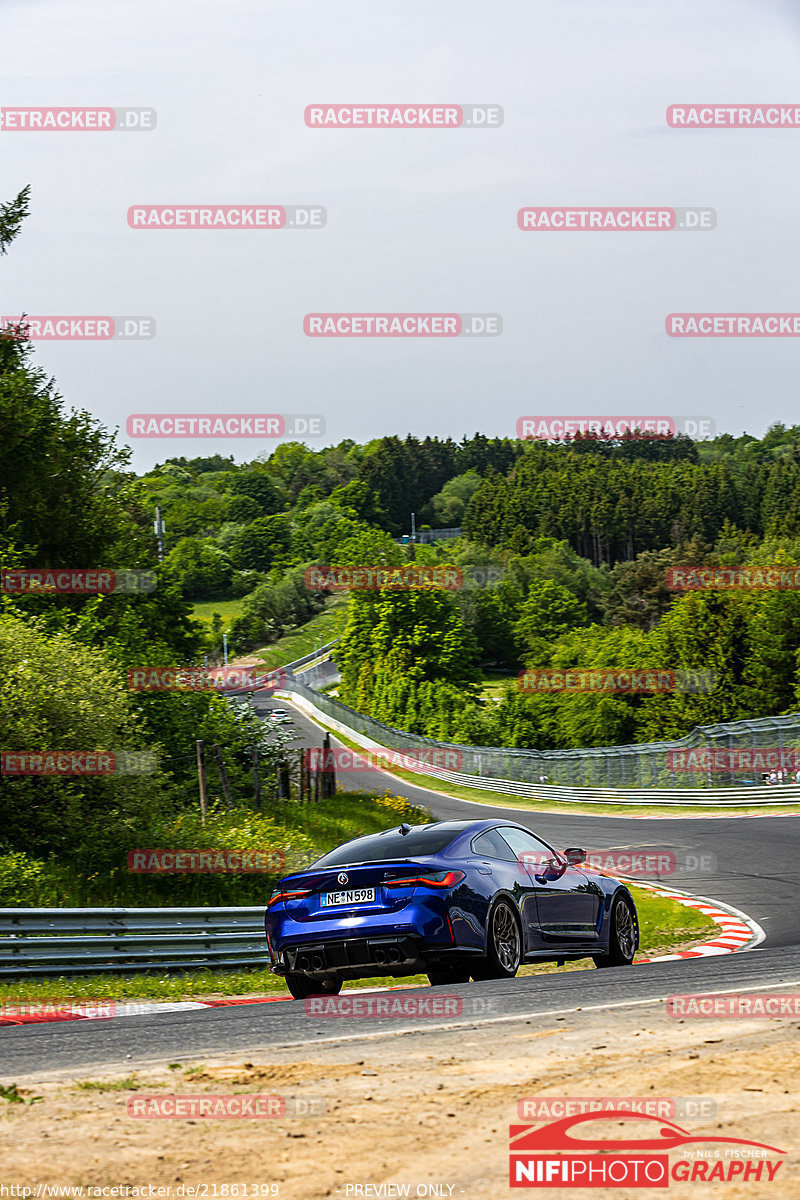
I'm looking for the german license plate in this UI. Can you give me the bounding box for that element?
[320,888,375,907]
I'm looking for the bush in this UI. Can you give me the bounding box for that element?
[0,852,64,906]
[0,791,434,907]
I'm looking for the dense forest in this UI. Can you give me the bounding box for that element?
[464,431,800,564]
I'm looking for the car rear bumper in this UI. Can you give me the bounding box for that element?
[270,932,483,980]
[266,896,484,978]
[274,934,424,977]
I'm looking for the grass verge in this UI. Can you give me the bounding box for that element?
[190,598,245,631]
[251,597,349,673]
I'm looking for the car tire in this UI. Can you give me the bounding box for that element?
[471,899,522,980]
[427,967,471,986]
[593,895,638,968]
[285,973,342,1000]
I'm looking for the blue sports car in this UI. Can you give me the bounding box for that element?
[265,818,639,998]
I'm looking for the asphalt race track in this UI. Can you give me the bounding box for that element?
[2,696,798,1079]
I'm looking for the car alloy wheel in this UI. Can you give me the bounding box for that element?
[473,899,522,980]
[614,899,636,959]
[593,896,638,968]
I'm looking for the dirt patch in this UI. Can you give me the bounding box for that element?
[186,1061,367,1086]
[1,1007,798,1198]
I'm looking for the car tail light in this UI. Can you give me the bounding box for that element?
[267,887,312,908]
[382,869,465,889]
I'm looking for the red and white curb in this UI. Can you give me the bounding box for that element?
[609,877,764,963]
[0,885,763,1027]
[0,986,395,1026]
[622,811,800,820]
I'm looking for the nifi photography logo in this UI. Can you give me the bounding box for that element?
[509,1111,785,1187]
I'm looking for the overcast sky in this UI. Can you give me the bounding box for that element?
[2,0,799,471]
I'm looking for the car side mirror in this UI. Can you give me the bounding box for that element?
[564,847,586,865]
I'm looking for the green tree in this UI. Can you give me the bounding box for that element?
[0,612,153,855]
[231,515,292,571]
[164,537,233,598]
[0,334,145,567]
[421,470,482,527]
[515,580,589,662]
[0,185,30,255]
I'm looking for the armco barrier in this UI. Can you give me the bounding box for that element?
[282,680,800,806]
[281,639,340,675]
[0,907,268,976]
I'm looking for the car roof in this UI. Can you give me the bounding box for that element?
[373,817,539,844]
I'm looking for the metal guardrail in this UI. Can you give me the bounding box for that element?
[281,639,340,676]
[402,773,800,806]
[0,907,268,976]
[284,674,800,793]
[224,639,340,698]
[284,685,800,807]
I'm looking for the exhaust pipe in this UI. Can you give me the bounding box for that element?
[373,948,388,964]
[388,947,403,964]
[297,956,310,971]
[311,955,323,971]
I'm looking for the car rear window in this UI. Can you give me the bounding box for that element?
[311,823,466,867]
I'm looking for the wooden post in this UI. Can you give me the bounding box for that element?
[196,739,208,824]
[322,732,336,798]
[212,743,235,810]
[252,744,261,809]
[298,747,306,802]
